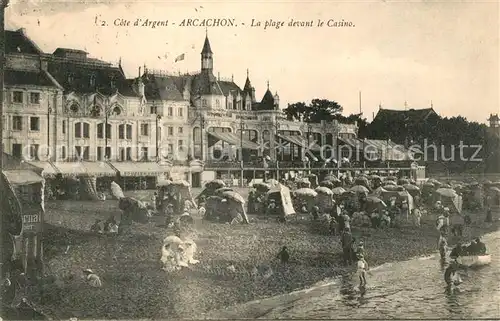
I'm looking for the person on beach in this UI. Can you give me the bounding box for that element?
[449,243,463,259]
[356,253,369,289]
[311,206,320,220]
[277,246,290,264]
[444,260,461,287]
[83,269,102,288]
[90,219,103,234]
[412,207,422,227]
[341,230,354,265]
[151,192,158,212]
[165,203,174,227]
[438,231,448,260]
[485,202,493,223]
[436,208,450,234]
[103,215,116,233]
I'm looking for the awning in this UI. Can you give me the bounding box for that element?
[110,161,169,177]
[277,134,321,152]
[208,131,260,150]
[52,161,117,177]
[27,161,58,177]
[2,170,44,185]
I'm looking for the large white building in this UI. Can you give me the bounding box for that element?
[2,28,359,188]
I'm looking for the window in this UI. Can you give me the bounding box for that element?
[168,107,173,117]
[112,107,121,116]
[98,123,112,139]
[74,122,90,138]
[202,99,207,107]
[126,147,132,161]
[118,124,132,139]
[30,117,40,131]
[97,147,103,161]
[62,120,66,134]
[178,107,183,117]
[150,106,158,115]
[90,74,96,87]
[167,144,173,154]
[216,99,220,108]
[168,126,173,136]
[126,124,132,139]
[60,146,66,160]
[105,147,111,159]
[246,103,251,110]
[30,92,40,104]
[178,127,183,134]
[13,91,23,103]
[12,116,22,131]
[140,147,148,161]
[119,147,131,161]
[12,144,22,158]
[228,102,233,109]
[119,147,125,161]
[68,73,74,84]
[75,146,89,160]
[29,144,39,160]
[97,123,104,139]
[140,123,149,136]
[178,140,184,152]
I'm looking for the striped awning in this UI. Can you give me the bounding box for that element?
[110,161,169,177]
[26,161,58,177]
[2,170,44,185]
[277,134,321,152]
[208,131,261,150]
[52,161,117,177]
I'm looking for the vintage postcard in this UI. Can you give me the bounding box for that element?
[0,0,499,320]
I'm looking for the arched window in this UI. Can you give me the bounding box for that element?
[228,102,233,109]
[112,106,121,116]
[97,123,104,139]
[118,124,132,139]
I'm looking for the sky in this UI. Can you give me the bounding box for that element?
[5,0,499,123]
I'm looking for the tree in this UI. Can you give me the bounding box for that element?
[283,99,343,123]
[334,113,369,138]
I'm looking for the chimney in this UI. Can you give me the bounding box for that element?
[218,72,220,81]
[138,67,141,78]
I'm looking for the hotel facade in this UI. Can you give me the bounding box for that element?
[2,28,359,188]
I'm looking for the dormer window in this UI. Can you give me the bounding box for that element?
[89,74,96,88]
[110,75,116,89]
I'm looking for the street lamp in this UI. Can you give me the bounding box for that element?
[104,98,110,160]
[0,0,9,169]
[156,113,162,161]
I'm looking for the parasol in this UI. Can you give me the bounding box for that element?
[215,187,233,195]
[315,186,333,195]
[331,187,347,195]
[384,180,397,186]
[435,188,458,198]
[319,180,335,189]
[403,184,420,191]
[294,188,318,197]
[383,185,399,191]
[205,179,226,190]
[222,191,245,204]
[398,178,410,185]
[350,185,369,194]
[253,182,271,192]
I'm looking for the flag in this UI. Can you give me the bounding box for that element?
[175,53,185,62]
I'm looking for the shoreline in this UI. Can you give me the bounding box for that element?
[203,228,500,320]
[26,199,500,319]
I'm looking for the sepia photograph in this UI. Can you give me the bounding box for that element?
[0,0,499,319]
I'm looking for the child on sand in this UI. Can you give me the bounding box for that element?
[357,253,369,288]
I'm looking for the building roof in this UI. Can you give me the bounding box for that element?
[259,89,275,111]
[191,71,223,96]
[5,29,43,55]
[4,69,58,87]
[373,108,436,123]
[201,35,213,54]
[142,73,184,101]
[47,61,138,96]
[488,114,499,121]
[218,80,243,96]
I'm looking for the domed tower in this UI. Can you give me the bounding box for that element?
[201,32,213,72]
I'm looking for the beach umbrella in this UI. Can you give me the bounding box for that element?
[205,179,226,190]
[395,186,406,191]
[324,174,339,182]
[398,178,410,185]
[386,176,398,181]
[441,184,451,189]
[355,177,370,187]
[296,179,311,188]
[319,180,335,189]
[403,184,420,192]
[428,179,442,186]
[366,196,387,207]
[331,187,347,195]
[215,187,233,196]
[384,180,397,186]
[294,188,318,197]
[350,185,369,194]
[489,186,500,194]
[315,186,333,195]
[383,185,399,191]
[222,191,245,204]
[435,188,457,198]
[253,182,271,192]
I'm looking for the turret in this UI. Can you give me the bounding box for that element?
[273,91,280,109]
[201,32,213,71]
[135,67,145,97]
[488,114,499,128]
